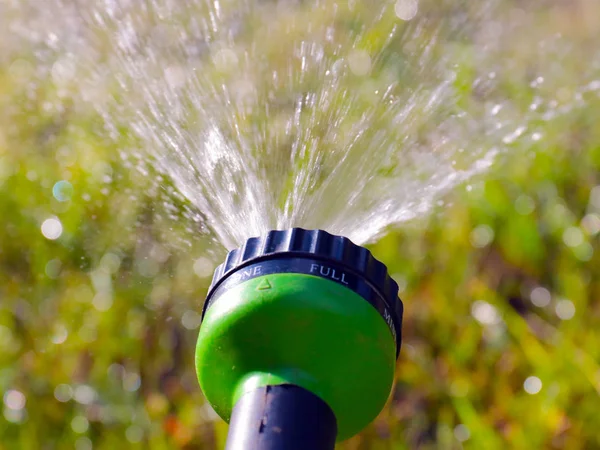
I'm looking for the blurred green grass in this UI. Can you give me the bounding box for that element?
[1,1,600,449]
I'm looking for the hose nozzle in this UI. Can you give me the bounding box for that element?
[196,228,403,447]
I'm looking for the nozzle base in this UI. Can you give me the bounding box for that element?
[226,384,337,450]
[196,273,396,441]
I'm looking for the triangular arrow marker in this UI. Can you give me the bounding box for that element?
[257,278,272,290]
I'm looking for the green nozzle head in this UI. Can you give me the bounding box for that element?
[195,228,403,441]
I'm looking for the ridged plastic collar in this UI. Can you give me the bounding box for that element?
[204,228,402,325]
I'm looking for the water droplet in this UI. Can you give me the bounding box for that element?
[325,27,335,42]
[491,104,502,116]
[532,132,543,141]
[530,76,544,88]
[502,126,527,144]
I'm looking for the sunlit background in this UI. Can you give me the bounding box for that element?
[1,0,600,449]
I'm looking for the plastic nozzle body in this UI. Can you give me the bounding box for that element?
[196,229,403,443]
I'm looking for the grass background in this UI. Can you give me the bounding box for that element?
[1,0,600,448]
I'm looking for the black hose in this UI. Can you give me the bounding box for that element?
[225,384,337,450]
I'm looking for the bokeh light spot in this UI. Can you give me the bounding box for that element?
[581,214,600,235]
[470,225,494,248]
[212,48,238,72]
[75,437,92,450]
[52,180,74,202]
[555,299,576,320]
[574,242,594,262]
[524,376,542,394]
[562,227,584,247]
[590,185,600,209]
[395,0,419,21]
[71,416,89,434]
[45,259,62,279]
[74,385,97,405]
[93,293,114,312]
[530,287,551,307]
[41,217,63,240]
[471,301,502,326]
[126,425,144,443]
[100,253,122,274]
[193,257,215,278]
[54,384,73,403]
[182,310,202,330]
[51,323,68,344]
[454,424,470,442]
[348,50,371,76]
[3,390,26,411]
[515,195,535,215]
[3,408,25,424]
[123,372,141,392]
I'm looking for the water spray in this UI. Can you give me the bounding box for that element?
[196,228,403,449]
